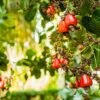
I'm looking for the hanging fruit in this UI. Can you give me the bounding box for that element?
[46,5,55,15]
[65,14,77,26]
[0,77,4,89]
[79,74,93,87]
[52,58,61,69]
[58,20,69,33]
[60,58,68,65]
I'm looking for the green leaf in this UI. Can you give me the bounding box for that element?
[70,76,76,84]
[73,93,84,100]
[69,28,86,42]
[91,45,100,67]
[94,90,100,97]
[20,0,30,10]
[90,83,99,95]
[80,0,91,16]
[0,51,9,71]
[26,49,36,59]
[42,0,50,3]
[81,16,91,31]
[82,9,100,36]
[82,46,93,59]
[0,20,6,28]
[77,88,87,95]
[39,34,46,43]
[49,68,55,76]
[58,88,74,100]
[47,26,54,32]
[92,8,100,19]
[24,5,37,21]
[41,19,47,28]
[59,2,66,11]
[31,68,41,78]
[88,18,100,36]
[16,59,33,67]
[0,0,3,6]
[37,58,46,69]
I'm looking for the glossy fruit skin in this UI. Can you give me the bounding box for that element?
[58,20,69,33]
[65,14,77,26]
[0,80,4,89]
[79,74,93,87]
[52,58,61,69]
[46,5,55,15]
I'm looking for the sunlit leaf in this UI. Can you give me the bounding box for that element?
[26,49,36,59]
[17,59,33,67]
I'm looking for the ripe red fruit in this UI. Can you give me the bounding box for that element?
[75,79,79,88]
[0,81,4,89]
[79,74,93,87]
[65,14,77,26]
[0,77,2,81]
[58,20,69,33]
[46,5,55,15]
[52,58,61,69]
[60,58,68,65]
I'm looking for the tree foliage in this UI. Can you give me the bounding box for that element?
[0,0,100,99]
